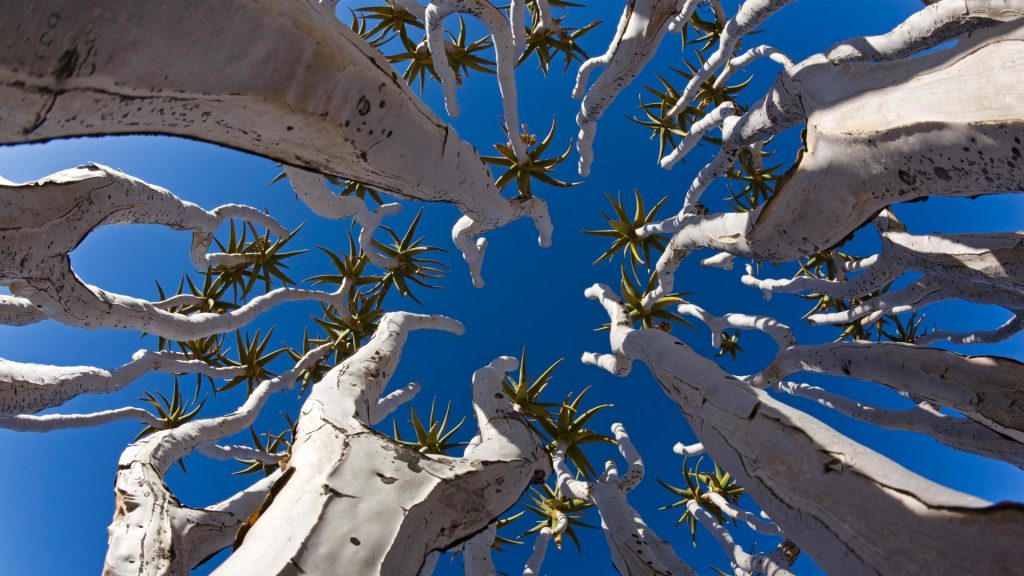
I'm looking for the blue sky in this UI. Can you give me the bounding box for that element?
[1,1,1022,574]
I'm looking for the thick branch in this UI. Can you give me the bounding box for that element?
[0,350,245,416]
[585,284,1024,574]
[218,336,549,575]
[0,406,160,432]
[573,0,685,176]
[755,343,1024,442]
[776,381,1024,468]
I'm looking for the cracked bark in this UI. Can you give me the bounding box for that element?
[103,344,331,575]
[216,317,550,575]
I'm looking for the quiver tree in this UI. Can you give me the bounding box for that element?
[0,0,553,286]
[3,0,1024,574]
[660,444,799,576]
[637,1,1024,303]
[215,317,551,575]
[572,4,1024,569]
[582,283,1024,574]
[0,163,345,339]
[553,423,698,576]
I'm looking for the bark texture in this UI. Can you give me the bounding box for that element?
[217,315,550,575]
[585,283,1024,575]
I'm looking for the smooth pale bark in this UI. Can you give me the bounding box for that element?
[584,283,1024,575]
[0,406,161,432]
[521,527,555,576]
[216,318,550,576]
[104,344,331,576]
[714,45,794,90]
[282,166,403,270]
[677,303,795,350]
[426,0,529,162]
[0,295,46,326]
[460,522,497,576]
[642,11,1024,304]
[702,492,782,537]
[0,0,550,283]
[0,0,498,223]
[0,350,244,416]
[665,0,795,119]
[743,211,1024,330]
[884,229,1024,295]
[0,164,365,340]
[553,429,697,576]
[0,164,283,270]
[686,501,792,576]
[755,342,1024,443]
[776,381,1024,469]
[452,196,553,288]
[573,0,686,176]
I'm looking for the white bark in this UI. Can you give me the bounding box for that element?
[659,101,736,171]
[916,311,1024,345]
[742,212,1024,325]
[776,381,1024,469]
[0,164,367,340]
[702,492,782,538]
[552,428,697,576]
[686,501,792,576]
[0,406,162,433]
[522,527,553,576]
[0,350,245,416]
[584,283,1024,574]
[281,165,405,270]
[640,10,1024,304]
[714,45,794,91]
[461,522,497,576]
[665,0,795,119]
[573,0,688,176]
[198,443,283,466]
[426,0,528,161]
[677,303,795,350]
[0,0,551,284]
[754,342,1024,443]
[452,196,552,288]
[0,295,46,326]
[510,0,529,55]
[215,318,550,575]
[701,252,734,270]
[104,343,331,575]
[672,442,704,457]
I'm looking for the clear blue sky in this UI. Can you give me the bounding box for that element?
[1,1,1021,574]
